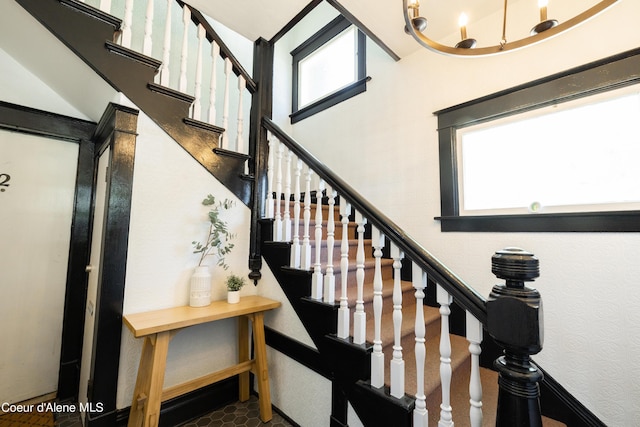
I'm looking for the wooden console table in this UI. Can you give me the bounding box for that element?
[123,295,281,427]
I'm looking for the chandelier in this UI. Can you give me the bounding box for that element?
[403,0,618,56]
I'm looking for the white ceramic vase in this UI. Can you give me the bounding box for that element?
[227,290,240,304]
[189,266,212,307]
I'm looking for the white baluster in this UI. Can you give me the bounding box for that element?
[437,284,454,427]
[311,180,325,300]
[273,139,284,241]
[236,76,246,153]
[466,312,483,427]
[290,158,302,269]
[159,0,172,87]
[336,200,351,339]
[192,24,205,120]
[300,167,313,270]
[370,226,385,388]
[265,133,275,219]
[413,262,429,427]
[323,187,337,303]
[390,243,405,399]
[178,6,191,93]
[283,150,293,242]
[207,41,220,124]
[121,0,133,48]
[99,0,111,13]
[353,211,367,344]
[221,58,232,147]
[142,0,154,56]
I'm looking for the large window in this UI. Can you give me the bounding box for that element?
[291,15,368,123]
[458,86,640,215]
[436,48,640,232]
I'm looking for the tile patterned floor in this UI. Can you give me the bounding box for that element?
[49,396,293,427]
[181,396,293,427]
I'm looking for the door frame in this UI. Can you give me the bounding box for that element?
[84,102,138,427]
[0,101,97,401]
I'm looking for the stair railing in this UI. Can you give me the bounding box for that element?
[262,117,488,427]
[78,0,256,153]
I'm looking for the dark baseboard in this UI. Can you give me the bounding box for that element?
[114,377,239,427]
[537,364,607,427]
[264,326,329,378]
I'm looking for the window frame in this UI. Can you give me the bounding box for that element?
[435,47,640,232]
[290,15,368,124]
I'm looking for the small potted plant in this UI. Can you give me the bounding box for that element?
[189,194,235,307]
[225,274,246,304]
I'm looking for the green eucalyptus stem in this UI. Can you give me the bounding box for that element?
[192,194,236,268]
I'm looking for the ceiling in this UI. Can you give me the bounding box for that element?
[182,0,608,59]
[181,0,433,59]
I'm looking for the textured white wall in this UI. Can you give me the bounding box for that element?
[115,110,257,408]
[274,1,640,425]
[0,47,89,119]
[117,108,327,420]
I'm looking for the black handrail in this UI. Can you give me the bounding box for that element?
[180,1,258,94]
[262,116,487,324]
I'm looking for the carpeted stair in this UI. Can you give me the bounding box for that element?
[265,198,566,426]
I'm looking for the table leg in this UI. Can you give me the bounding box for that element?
[251,312,273,422]
[128,331,171,427]
[238,316,250,402]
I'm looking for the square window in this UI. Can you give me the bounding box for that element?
[298,27,358,108]
[291,16,367,123]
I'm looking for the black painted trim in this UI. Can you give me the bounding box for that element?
[148,82,195,104]
[58,138,95,400]
[184,2,257,93]
[325,0,401,62]
[536,364,608,427]
[436,47,640,232]
[437,210,640,232]
[0,101,97,401]
[269,0,324,44]
[86,103,139,427]
[59,0,121,28]
[0,101,96,141]
[264,326,329,378]
[248,38,275,284]
[291,15,368,123]
[114,377,239,427]
[290,76,371,124]
[104,40,162,70]
[184,117,225,134]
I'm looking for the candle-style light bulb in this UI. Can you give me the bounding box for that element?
[538,0,548,21]
[455,12,476,49]
[531,0,557,35]
[459,13,468,40]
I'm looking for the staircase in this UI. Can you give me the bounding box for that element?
[14,1,591,426]
[262,196,482,426]
[261,195,565,427]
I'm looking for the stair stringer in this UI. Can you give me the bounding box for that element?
[17,0,252,205]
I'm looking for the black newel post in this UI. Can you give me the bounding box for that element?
[487,247,544,427]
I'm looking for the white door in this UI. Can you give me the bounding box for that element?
[0,130,78,403]
[78,146,109,408]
